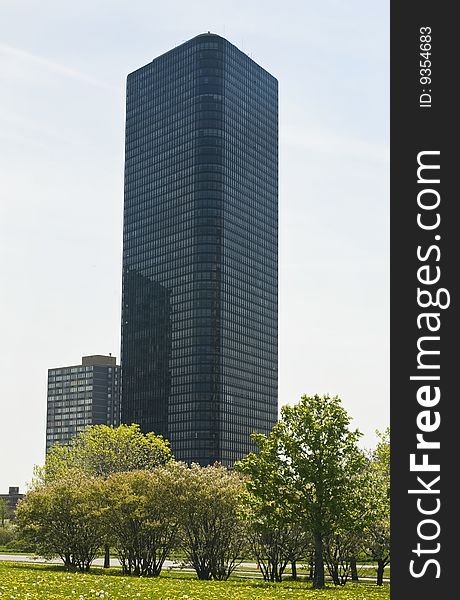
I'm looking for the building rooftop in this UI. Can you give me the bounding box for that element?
[82,355,117,367]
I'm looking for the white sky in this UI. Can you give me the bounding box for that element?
[0,0,389,492]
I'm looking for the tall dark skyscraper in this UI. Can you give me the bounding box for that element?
[121,33,278,465]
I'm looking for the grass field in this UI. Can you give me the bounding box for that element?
[0,562,389,599]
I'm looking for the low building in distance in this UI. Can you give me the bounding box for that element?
[46,355,120,451]
[0,486,24,512]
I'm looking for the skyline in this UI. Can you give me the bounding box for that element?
[0,0,389,491]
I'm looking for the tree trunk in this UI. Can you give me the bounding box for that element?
[309,557,314,580]
[104,544,110,568]
[377,559,385,586]
[350,558,359,581]
[331,563,340,586]
[291,560,297,580]
[313,532,325,589]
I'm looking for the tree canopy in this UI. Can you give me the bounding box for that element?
[36,424,172,483]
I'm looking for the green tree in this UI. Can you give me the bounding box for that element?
[239,394,365,589]
[322,450,376,586]
[0,498,10,528]
[248,518,309,583]
[104,466,181,577]
[323,529,363,585]
[364,428,390,586]
[237,434,311,582]
[176,463,246,581]
[16,472,105,571]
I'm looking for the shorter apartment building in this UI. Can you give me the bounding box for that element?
[46,355,120,451]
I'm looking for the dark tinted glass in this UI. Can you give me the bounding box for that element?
[121,34,278,465]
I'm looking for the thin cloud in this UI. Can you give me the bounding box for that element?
[0,43,116,91]
[281,125,389,164]
[0,109,76,145]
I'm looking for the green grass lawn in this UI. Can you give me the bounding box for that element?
[0,562,389,599]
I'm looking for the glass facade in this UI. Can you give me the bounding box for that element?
[121,33,278,465]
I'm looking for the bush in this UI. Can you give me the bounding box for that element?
[16,472,105,571]
[247,522,310,582]
[0,526,15,546]
[5,538,37,553]
[104,466,181,577]
[176,463,246,580]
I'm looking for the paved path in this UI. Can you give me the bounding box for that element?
[0,555,181,569]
